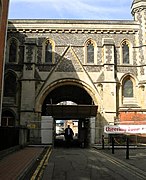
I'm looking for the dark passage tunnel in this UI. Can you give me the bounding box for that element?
[42,84,93,116]
[41,84,97,148]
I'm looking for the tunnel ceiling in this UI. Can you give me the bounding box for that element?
[42,85,95,116]
[43,85,93,105]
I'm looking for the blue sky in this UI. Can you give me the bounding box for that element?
[8,0,133,20]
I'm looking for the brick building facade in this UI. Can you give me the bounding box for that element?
[2,0,146,144]
[0,0,9,124]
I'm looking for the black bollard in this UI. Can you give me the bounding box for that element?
[126,136,129,159]
[102,135,104,149]
[112,136,114,154]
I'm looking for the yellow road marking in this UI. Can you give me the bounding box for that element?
[93,149,146,180]
[31,146,52,180]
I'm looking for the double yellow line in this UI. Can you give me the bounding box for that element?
[31,146,52,180]
[94,149,146,179]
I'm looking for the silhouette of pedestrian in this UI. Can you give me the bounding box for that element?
[64,125,74,147]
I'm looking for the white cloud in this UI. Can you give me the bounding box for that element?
[52,1,121,19]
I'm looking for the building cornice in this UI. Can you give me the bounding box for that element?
[7,19,139,35]
[7,28,138,34]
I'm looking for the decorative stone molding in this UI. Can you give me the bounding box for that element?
[7,28,138,35]
[132,7,145,15]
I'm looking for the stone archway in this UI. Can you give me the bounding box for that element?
[40,82,98,147]
[36,79,99,113]
[41,84,96,116]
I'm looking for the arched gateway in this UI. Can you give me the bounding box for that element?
[37,80,98,147]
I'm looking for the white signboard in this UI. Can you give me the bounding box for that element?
[104,125,146,134]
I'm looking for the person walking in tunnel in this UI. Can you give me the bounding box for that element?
[64,125,74,147]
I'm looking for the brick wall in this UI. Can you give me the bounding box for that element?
[119,111,146,125]
[0,0,9,118]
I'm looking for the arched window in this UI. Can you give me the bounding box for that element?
[123,78,133,97]
[9,38,18,63]
[1,110,15,127]
[122,41,130,64]
[87,42,94,63]
[45,40,53,63]
[4,73,17,97]
[85,39,96,64]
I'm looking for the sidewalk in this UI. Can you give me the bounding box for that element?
[93,145,146,173]
[0,146,45,180]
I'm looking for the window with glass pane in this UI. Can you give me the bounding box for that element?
[87,43,94,63]
[45,41,52,63]
[123,79,133,97]
[122,42,129,64]
[4,74,16,97]
[9,39,17,63]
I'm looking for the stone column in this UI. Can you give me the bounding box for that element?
[20,37,40,143]
[102,38,117,125]
[131,0,146,109]
[132,0,146,80]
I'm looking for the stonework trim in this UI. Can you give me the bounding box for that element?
[7,28,138,35]
[35,79,99,112]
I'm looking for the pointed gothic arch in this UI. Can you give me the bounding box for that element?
[123,77,134,97]
[120,39,132,65]
[42,38,55,64]
[7,37,19,63]
[120,74,137,105]
[4,71,17,97]
[84,39,97,64]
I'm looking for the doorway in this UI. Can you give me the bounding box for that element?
[54,119,90,148]
[54,119,79,147]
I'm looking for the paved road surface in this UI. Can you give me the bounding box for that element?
[42,148,146,180]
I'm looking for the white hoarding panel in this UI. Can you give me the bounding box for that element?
[90,117,96,144]
[41,116,53,144]
[104,125,146,134]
